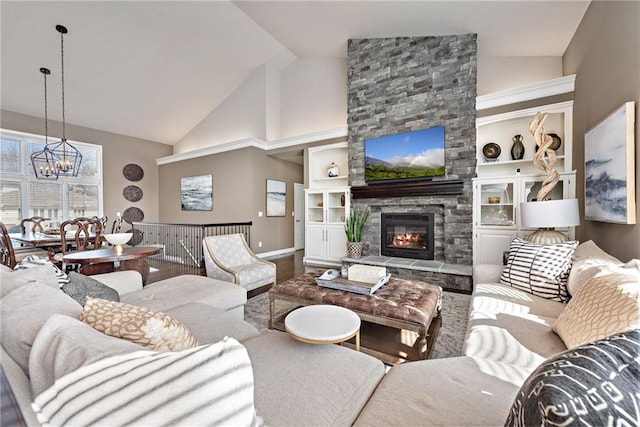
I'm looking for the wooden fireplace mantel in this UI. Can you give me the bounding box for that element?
[351,179,464,199]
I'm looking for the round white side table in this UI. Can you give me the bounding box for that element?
[285,305,361,351]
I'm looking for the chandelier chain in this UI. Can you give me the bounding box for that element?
[43,70,48,145]
[60,28,66,140]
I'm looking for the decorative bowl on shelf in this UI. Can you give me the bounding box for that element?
[104,233,132,246]
[482,142,501,161]
[488,196,501,204]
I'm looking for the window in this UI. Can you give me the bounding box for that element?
[0,129,102,229]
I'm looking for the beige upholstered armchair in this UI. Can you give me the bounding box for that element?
[203,234,276,292]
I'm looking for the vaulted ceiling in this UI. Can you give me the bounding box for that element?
[1,1,590,145]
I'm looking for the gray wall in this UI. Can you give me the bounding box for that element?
[347,35,477,265]
[0,109,172,227]
[158,147,303,253]
[563,1,640,260]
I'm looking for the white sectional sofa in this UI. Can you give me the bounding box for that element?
[1,240,638,426]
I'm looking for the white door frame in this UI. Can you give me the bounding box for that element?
[294,183,305,250]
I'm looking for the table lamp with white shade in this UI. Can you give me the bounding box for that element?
[520,199,580,243]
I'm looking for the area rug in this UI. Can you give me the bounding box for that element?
[244,290,470,360]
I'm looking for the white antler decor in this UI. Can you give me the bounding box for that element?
[529,112,559,201]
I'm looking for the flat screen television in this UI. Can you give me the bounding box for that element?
[365,126,445,183]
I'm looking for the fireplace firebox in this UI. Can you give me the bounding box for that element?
[381,213,434,260]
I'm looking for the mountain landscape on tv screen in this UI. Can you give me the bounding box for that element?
[365,126,445,182]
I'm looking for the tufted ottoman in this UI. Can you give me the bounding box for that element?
[269,271,442,364]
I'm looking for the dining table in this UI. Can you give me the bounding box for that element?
[62,246,161,285]
[9,231,68,248]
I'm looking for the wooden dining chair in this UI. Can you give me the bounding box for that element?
[19,216,51,234]
[49,217,104,271]
[0,222,17,269]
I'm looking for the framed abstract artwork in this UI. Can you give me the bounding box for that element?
[584,101,636,224]
[266,179,286,217]
[181,175,213,211]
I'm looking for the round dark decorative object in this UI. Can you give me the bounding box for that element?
[122,207,144,224]
[123,185,143,202]
[548,133,562,150]
[125,228,144,246]
[536,133,562,152]
[482,143,501,160]
[123,164,144,182]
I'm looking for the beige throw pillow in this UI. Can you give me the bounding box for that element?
[553,268,640,349]
[81,297,199,351]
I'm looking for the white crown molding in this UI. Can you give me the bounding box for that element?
[476,100,574,127]
[476,74,576,111]
[267,126,347,150]
[156,138,266,165]
[156,126,348,165]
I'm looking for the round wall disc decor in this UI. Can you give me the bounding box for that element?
[123,185,143,202]
[125,228,144,246]
[122,206,144,224]
[123,163,144,181]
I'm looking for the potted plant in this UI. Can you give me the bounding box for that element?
[344,206,370,258]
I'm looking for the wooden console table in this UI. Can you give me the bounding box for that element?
[62,246,161,285]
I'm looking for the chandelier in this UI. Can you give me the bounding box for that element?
[31,25,82,180]
[30,67,58,179]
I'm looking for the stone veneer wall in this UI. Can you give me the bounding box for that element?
[347,35,477,266]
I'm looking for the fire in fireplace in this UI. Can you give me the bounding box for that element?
[381,213,435,260]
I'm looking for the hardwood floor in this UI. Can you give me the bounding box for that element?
[146,249,306,286]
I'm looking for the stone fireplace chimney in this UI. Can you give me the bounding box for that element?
[346,35,477,269]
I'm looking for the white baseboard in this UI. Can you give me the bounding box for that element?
[257,247,296,259]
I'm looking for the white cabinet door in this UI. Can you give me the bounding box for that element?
[304,187,350,266]
[326,225,347,261]
[475,230,517,265]
[305,224,325,259]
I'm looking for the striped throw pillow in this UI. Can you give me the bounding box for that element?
[14,255,70,286]
[81,297,199,351]
[500,238,578,302]
[32,337,262,427]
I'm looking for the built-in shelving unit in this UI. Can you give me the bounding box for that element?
[473,76,577,266]
[305,142,350,266]
[307,142,349,189]
[476,101,573,178]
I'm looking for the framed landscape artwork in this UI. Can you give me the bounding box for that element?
[584,101,636,224]
[181,175,213,211]
[266,179,286,217]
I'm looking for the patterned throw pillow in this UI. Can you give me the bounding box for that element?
[81,297,199,351]
[553,268,640,349]
[500,238,578,302]
[32,337,262,427]
[505,329,640,427]
[14,255,70,287]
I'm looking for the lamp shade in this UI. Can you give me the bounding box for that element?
[520,199,580,228]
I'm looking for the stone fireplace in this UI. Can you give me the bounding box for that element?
[381,213,434,260]
[345,35,477,292]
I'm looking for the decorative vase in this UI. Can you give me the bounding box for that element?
[340,194,345,207]
[327,162,340,178]
[510,135,525,160]
[346,241,364,258]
